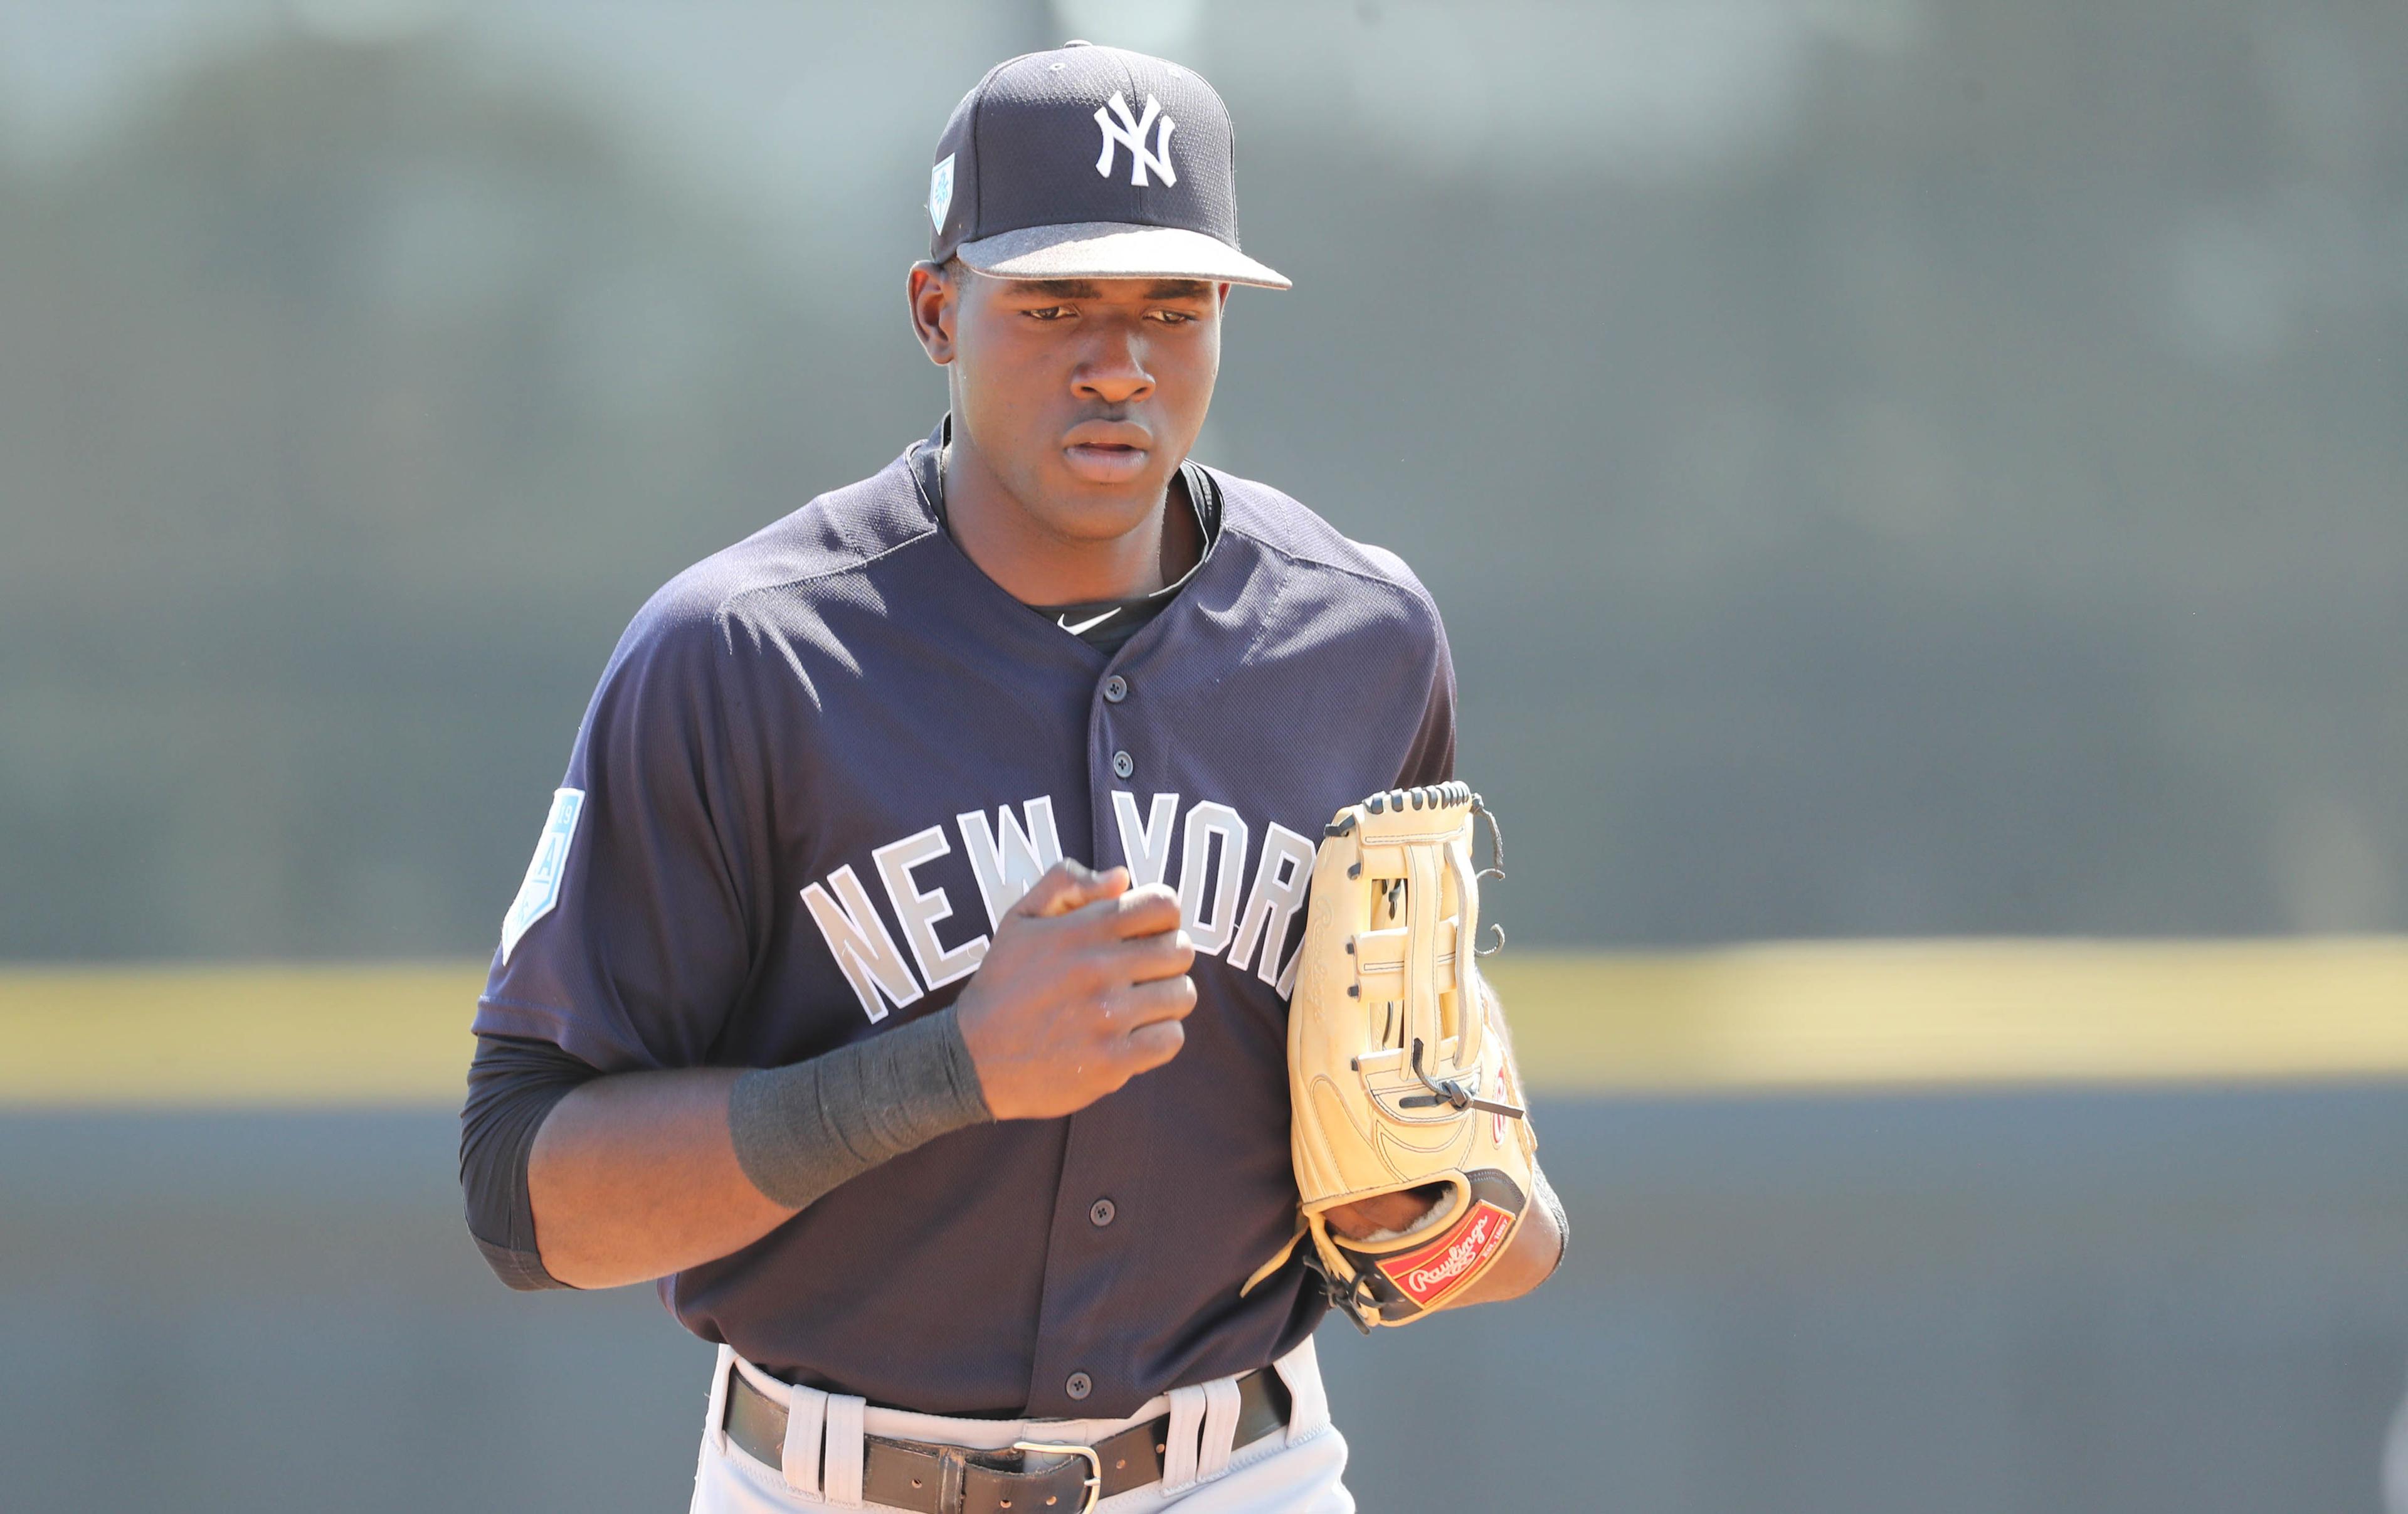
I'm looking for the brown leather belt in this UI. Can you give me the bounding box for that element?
[723,1366,1290,1514]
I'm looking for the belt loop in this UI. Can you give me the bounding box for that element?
[1273,1337,1331,1444]
[937,1447,968,1514]
[1159,1382,1208,1494]
[821,1392,867,1507]
[704,1345,736,1456]
[1195,1375,1243,1483]
[783,1377,829,1497]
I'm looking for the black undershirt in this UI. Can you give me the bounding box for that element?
[1024,590,1175,657]
[460,1034,595,1289]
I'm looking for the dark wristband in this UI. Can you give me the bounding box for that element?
[727,1006,993,1210]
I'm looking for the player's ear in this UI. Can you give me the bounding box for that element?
[907,260,960,366]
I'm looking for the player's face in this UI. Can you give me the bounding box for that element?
[935,270,1226,538]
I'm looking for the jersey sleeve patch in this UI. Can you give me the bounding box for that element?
[500,787,585,965]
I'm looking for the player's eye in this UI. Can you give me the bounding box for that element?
[1148,309,1198,326]
[1023,305,1072,321]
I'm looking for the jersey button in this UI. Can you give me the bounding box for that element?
[1089,1197,1117,1227]
[1065,1372,1094,1401]
[1111,750,1134,779]
[1102,675,1128,704]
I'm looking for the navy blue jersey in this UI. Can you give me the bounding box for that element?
[475,423,1455,1418]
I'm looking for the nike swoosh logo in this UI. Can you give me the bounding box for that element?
[1058,609,1119,635]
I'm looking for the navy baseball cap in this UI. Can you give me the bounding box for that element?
[927,41,1289,290]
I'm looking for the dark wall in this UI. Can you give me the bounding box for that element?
[6,1090,2406,1511]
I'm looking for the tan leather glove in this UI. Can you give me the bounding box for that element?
[1252,781,1537,1329]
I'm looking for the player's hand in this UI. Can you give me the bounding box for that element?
[1323,1188,1440,1241]
[954,859,1198,1121]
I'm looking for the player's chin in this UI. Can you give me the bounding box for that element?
[1040,460,1172,532]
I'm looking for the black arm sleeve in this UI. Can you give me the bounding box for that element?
[459,1033,602,1291]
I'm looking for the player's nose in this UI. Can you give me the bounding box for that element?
[1072,326,1154,406]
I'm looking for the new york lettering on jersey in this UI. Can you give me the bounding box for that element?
[801,790,1319,1025]
[474,420,1456,1419]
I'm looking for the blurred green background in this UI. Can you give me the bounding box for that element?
[4,0,2402,960]
[4,3,2407,1512]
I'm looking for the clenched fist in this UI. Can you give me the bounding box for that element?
[954,860,1197,1121]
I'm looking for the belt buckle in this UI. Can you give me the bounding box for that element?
[1010,1439,1102,1514]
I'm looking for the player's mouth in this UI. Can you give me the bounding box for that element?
[1060,421,1153,485]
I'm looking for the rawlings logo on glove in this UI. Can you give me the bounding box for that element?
[1385,1198,1517,1306]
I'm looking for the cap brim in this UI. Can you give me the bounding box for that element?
[956,222,1290,290]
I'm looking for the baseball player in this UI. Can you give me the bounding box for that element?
[460,42,1566,1513]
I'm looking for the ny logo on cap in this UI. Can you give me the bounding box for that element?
[1093,92,1177,187]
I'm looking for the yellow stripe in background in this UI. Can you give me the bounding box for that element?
[1487,938,2408,1093]
[0,965,483,1108]
[1,940,2404,1108]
